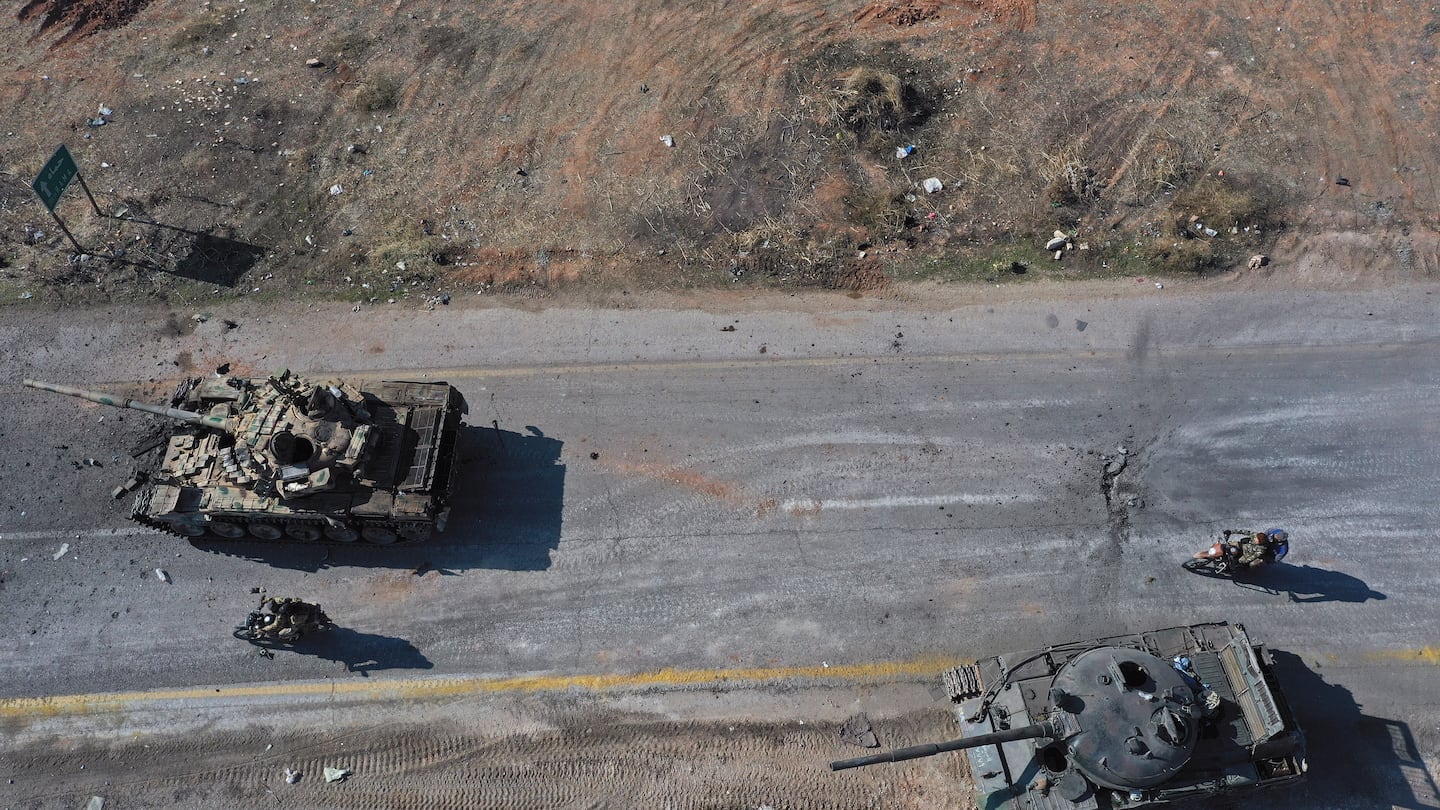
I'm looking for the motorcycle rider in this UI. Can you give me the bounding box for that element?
[1192,528,1290,571]
[1222,528,1289,568]
[257,596,322,640]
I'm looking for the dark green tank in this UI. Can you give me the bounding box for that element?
[832,621,1306,808]
[25,371,466,545]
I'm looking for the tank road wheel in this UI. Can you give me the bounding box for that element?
[285,524,322,542]
[248,524,283,541]
[324,525,359,543]
[208,522,246,539]
[361,526,398,545]
[172,524,206,537]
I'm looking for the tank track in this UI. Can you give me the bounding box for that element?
[942,664,984,701]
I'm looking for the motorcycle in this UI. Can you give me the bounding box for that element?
[233,598,334,644]
[1182,529,1289,578]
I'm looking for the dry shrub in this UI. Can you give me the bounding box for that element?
[1173,176,1270,231]
[355,74,403,112]
[832,67,934,150]
[1041,148,1098,208]
[1140,236,1215,274]
[855,1,943,26]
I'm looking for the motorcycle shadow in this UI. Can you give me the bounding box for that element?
[1262,564,1388,604]
[283,627,434,675]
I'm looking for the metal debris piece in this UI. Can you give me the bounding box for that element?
[52,543,69,560]
[284,767,301,783]
[155,568,170,583]
[323,766,352,783]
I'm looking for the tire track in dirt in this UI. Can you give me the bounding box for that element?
[1270,0,1440,238]
[4,712,968,808]
[1083,13,1223,206]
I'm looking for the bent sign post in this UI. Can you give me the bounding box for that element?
[31,144,100,255]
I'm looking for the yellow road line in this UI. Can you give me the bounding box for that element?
[0,656,961,719]
[1363,647,1440,666]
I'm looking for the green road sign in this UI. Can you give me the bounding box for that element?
[33,145,78,212]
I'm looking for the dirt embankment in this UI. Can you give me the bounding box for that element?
[1,0,1437,304]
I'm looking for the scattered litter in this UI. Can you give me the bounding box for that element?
[329,184,344,196]
[19,291,32,300]
[1203,227,1218,237]
[839,714,880,748]
[155,568,170,583]
[1155,282,1164,289]
[1248,254,1269,270]
[895,144,916,159]
[922,177,943,193]
[52,543,69,560]
[1053,250,1064,261]
[233,76,251,85]
[306,58,325,68]
[323,767,352,783]
[97,105,112,116]
[720,324,736,332]
[1336,177,1350,187]
[192,312,210,323]
[284,767,301,784]
[1045,233,1070,251]
[87,118,107,127]
[660,134,675,147]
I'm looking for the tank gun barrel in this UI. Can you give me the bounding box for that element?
[24,379,228,429]
[829,721,1056,771]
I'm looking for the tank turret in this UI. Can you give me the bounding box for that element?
[832,623,1306,808]
[26,370,467,545]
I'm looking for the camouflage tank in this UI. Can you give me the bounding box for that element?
[832,621,1306,808]
[24,371,466,544]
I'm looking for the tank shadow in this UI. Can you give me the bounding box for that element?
[188,424,565,572]
[1258,650,1439,809]
[287,627,433,676]
[1241,564,1388,603]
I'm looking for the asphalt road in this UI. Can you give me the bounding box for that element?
[2,281,1438,808]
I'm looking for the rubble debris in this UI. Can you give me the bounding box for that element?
[1248,254,1269,269]
[922,177,943,193]
[284,767,301,783]
[660,134,675,147]
[323,767,352,783]
[155,568,170,583]
[1045,231,1070,252]
[895,144,916,159]
[111,473,145,499]
[839,714,879,748]
[52,543,69,560]
[305,58,325,68]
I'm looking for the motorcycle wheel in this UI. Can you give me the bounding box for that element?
[1182,558,1232,578]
